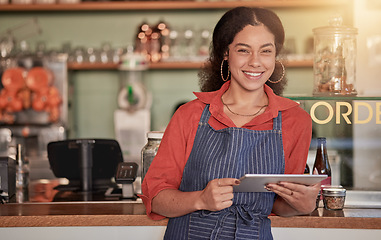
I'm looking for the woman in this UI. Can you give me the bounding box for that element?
[140,7,319,239]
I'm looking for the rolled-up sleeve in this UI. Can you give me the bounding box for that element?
[139,102,201,220]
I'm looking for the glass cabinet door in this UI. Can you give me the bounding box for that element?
[289,96,381,191]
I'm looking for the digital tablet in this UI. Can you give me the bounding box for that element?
[233,174,327,192]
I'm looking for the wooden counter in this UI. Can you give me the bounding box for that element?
[1,201,381,229]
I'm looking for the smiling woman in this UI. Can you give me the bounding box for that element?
[140,7,315,240]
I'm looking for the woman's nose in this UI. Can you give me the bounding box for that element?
[248,53,261,67]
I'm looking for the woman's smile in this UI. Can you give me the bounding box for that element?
[243,71,263,78]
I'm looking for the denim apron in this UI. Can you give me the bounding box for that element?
[164,105,285,240]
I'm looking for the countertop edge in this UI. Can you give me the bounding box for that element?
[1,215,381,229]
[269,215,381,229]
[0,215,169,227]
[1,202,381,229]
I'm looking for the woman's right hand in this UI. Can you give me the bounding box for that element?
[197,178,240,212]
[151,178,240,218]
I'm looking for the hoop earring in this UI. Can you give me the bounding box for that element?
[220,59,230,82]
[268,60,285,84]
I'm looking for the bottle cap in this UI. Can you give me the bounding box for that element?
[147,131,164,139]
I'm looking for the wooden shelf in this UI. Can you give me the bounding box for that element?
[0,0,350,12]
[284,59,313,68]
[67,59,312,70]
[67,61,203,70]
[150,61,204,70]
[68,62,119,70]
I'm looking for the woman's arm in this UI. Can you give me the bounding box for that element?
[151,178,240,218]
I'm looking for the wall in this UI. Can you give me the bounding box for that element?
[352,0,381,189]
[354,0,381,95]
[0,5,351,138]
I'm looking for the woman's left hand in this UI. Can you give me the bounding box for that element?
[266,181,320,216]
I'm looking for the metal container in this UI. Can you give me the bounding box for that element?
[313,16,358,96]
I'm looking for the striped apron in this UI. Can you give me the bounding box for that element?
[164,105,285,240]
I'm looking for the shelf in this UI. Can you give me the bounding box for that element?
[67,61,204,70]
[0,0,351,12]
[149,61,204,70]
[67,59,312,70]
[68,62,119,70]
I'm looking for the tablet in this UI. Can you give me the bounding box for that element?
[233,174,327,192]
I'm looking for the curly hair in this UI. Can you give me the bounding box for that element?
[198,7,287,95]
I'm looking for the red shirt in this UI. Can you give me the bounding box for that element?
[140,81,312,220]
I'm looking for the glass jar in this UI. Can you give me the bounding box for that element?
[313,16,358,96]
[322,187,346,210]
[141,131,164,182]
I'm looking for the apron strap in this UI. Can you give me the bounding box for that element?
[199,104,211,125]
[273,112,282,131]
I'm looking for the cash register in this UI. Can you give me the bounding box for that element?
[47,139,138,201]
[0,157,16,203]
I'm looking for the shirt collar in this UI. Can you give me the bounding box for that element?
[194,81,299,126]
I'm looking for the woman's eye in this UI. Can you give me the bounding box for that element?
[237,49,249,53]
[262,49,273,54]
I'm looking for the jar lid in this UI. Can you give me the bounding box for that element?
[322,184,343,189]
[313,15,357,36]
[147,131,164,139]
[322,187,346,196]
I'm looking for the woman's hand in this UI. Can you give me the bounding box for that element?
[266,181,320,216]
[151,178,240,218]
[197,178,240,212]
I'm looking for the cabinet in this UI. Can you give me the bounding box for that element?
[288,96,381,191]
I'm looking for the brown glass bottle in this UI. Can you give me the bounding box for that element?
[313,137,332,186]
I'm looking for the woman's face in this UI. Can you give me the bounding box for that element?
[226,24,276,92]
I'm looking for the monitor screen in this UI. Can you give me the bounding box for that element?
[47,139,123,191]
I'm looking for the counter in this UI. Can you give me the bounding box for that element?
[1,201,381,229]
[1,201,381,240]
[2,180,381,239]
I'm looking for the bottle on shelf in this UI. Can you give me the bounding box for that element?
[313,137,332,186]
[15,144,30,203]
